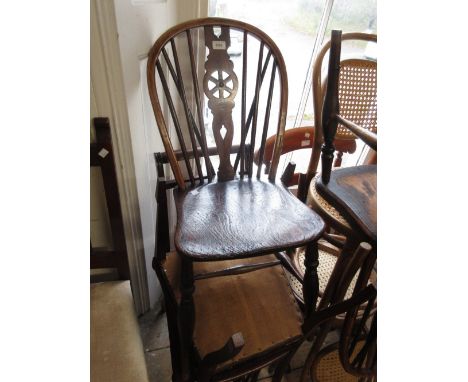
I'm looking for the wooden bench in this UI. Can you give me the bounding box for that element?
[91,281,149,382]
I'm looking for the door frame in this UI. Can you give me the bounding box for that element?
[91,0,150,314]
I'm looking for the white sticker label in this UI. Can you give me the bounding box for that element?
[212,41,226,50]
[305,133,310,138]
[98,148,109,158]
[301,140,311,147]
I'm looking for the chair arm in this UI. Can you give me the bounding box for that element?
[335,115,377,151]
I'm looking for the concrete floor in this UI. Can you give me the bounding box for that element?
[138,309,339,382]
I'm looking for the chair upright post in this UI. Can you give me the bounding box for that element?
[321,30,342,185]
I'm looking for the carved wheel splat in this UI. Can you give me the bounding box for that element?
[203,26,239,181]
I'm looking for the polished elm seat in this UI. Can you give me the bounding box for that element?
[174,179,325,259]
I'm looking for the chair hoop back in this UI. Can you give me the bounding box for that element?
[147,18,289,189]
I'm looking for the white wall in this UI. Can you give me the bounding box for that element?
[113,0,208,308]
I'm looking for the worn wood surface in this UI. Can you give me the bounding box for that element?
[316,165,377,242]
[173,178,325,260]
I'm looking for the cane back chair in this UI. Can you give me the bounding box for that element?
[302,30,377,316]
[147,18,325,381]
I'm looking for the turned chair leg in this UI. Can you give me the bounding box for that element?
[179,256,196,382]
[303,241,320,318]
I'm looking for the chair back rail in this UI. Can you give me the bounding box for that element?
[147,18,288,189]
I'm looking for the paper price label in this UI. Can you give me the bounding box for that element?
[212,41,226,50]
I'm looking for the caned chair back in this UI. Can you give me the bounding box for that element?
[147,18,289,189]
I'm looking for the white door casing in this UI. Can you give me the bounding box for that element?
[91,0,150,314]
[110,0,209,310]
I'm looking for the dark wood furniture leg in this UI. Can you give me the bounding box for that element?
[179,256,196,382]
[318,236,359,310]
[302,241,320,318]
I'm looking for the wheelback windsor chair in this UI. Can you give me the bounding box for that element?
[147,18,325,381]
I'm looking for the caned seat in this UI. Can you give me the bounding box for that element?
[162,252,303,374]
[174,179,325,259]
[312,341,370,382]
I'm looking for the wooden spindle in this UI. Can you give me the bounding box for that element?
[161,47,179,86]
[256,61,276,178]
[170,38,204,183]
[321,30,342,184]
[179,256,196,380]
[156,60,195,186]
[186,29,215,181]
[163,42,215,181]
[234,51,272,173]
[240,30,248,178]
[248,42,265,177]
[303,240,319,318]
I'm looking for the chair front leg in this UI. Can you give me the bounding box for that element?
[179,255,196,382]
[302,240,319,318]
